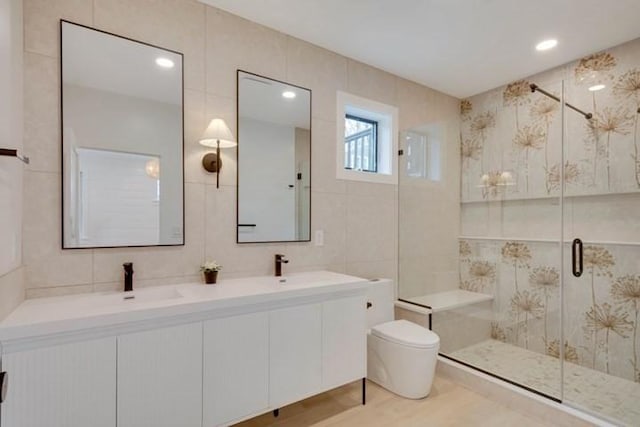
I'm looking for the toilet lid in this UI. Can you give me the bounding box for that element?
[371,320,440,349]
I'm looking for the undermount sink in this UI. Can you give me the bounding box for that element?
[96,286,184,306]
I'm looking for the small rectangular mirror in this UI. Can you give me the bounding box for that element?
[237,71,311,243]
[61,21,184,248]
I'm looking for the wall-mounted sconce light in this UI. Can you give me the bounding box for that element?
[199,118,237,188]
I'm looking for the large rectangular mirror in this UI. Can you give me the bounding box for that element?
[61,21,184,248]
[237,71,311,243]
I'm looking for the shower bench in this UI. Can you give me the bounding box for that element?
[396,290,494,352]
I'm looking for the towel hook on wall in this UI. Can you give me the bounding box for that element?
[0,148,29,164]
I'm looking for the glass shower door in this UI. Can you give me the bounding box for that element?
[452,78,565,401]
[398,77,566,401]
[398,44,640,426]
[561,51,640,425]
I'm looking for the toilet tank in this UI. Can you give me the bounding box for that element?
[366,279,395,328]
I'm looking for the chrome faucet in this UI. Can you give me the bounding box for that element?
[123,262,134,293]
[275,254,289,277]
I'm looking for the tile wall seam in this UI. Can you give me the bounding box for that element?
[23,49,58,60]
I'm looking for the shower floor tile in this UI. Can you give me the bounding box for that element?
[449,339,640,427]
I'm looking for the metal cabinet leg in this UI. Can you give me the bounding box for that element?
[362,378,366,405]
[273,408,280,417]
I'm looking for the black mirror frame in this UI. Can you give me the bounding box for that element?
[60,20,185,249]
[236,69,312,244]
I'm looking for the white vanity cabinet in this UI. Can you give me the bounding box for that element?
[202,297,366,426]
[269,303,323,407]
[322,295,367,389]
[0,337,117,427]
[203,312,270,427]
[117,322,203,427]
[0,272,371,427]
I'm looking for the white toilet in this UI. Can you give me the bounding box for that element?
[366,279,440,399]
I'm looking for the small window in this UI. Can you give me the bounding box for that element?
[336,91,398,185]
[344,115,378,172]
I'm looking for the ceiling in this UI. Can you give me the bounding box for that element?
[200,0,640,98]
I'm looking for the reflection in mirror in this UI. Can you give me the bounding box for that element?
[401,126,442,182]
[237,71,311,243]
[61,21,184,248]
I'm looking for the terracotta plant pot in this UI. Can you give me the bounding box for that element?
[204,270,218,284]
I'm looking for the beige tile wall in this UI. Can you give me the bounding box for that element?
[0,268,24,320]
[21,0,460,298]
[0,0,25,320]
[398,124,462,298]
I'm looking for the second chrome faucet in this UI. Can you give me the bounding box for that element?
[275,254,289,277]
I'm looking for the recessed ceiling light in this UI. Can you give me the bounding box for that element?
[588,84,606,92]
[282,90,296,99]
[155,57,174,68]
[535,39,558,51]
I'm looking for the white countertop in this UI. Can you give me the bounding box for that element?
[0,271,369,343]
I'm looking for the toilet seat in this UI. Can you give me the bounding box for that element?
[371,320,439,349]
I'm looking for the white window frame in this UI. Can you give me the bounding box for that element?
[336,91,398,185]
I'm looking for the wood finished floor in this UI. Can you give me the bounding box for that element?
[234,375,552,427]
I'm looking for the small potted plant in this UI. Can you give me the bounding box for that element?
[200,261,222,284]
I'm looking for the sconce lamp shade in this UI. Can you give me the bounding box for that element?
[199,118,236,188]
[199,118,237,148]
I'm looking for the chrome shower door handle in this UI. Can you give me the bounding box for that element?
[572,238,583,278]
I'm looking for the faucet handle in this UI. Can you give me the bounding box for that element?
[275,254,289,263]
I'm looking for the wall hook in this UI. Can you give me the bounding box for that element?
[0,148,30,164]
